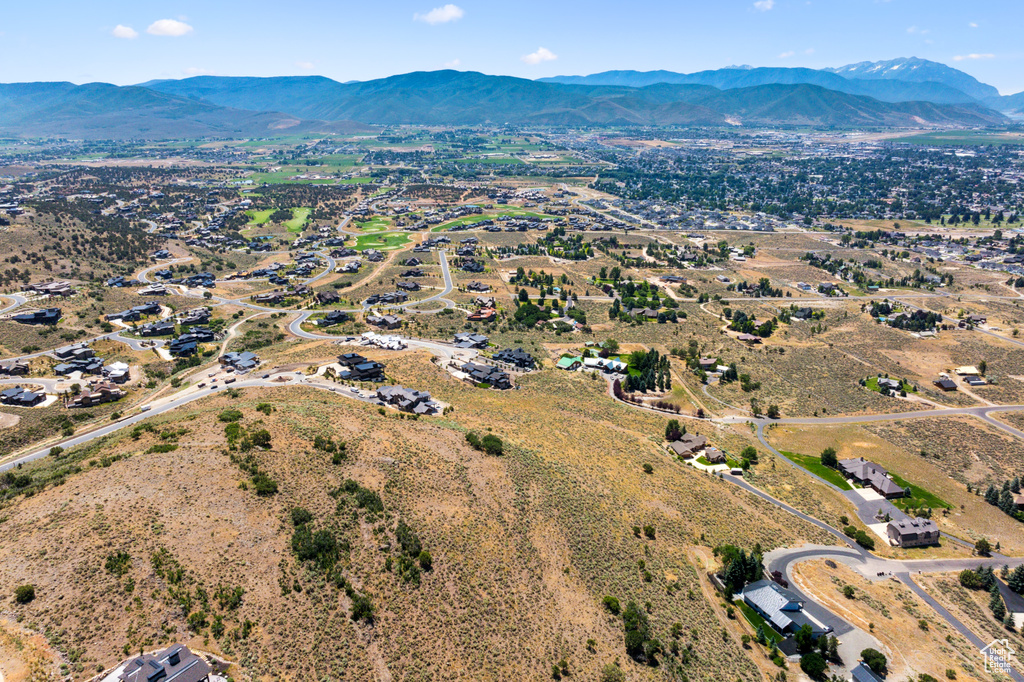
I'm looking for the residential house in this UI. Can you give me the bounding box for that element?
[396,281,421,292]
[851,661,885,682]
[253,292,284,305]
[493,348,535,369]
[666,433,708,458]
[376,385,435,414]
[0,361,29,376]
[556,356,583,371]
[316,310,350,327]
[177,307,211,326]
[467,281,491,292]
[118,644,211,682]
[103,361,130,383]
[933,378,957,391]
[68,382,125,408]
[461,361,512,389]
[741,579,832,637]
[837,457,906,498]
[139,320,175,337]
[454,332,489,349]
[886,517,940,548]
[341,360,386,382]
[316,290,341,305]
[54,343,94,361]
[402,269,425,278]
[220,351,260,373]
[467,307,496,322]
[26,281,73,297]
[138,283,169,296]
[366,314,402,329]
[0,386,45,406]
[12,308,61,325]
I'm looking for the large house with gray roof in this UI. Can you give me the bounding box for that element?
[837,457,906,499]
[741,579,832,638]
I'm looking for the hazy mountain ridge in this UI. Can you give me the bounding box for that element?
[0,82,374,139]
[142,71,1006,128]
[0,64,1011,140]
[543,58,1016,110]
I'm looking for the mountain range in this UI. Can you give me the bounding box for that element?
[542,57,1019,112]
[0,57,1017,140]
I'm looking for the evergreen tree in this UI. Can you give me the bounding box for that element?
[990,585,1007,621]
[999,488,1015,515]
[1008,565,1024,594]
[985,485,999,505]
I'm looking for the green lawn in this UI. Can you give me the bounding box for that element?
[338,177,373,184]
[779,451,853,490]
[285,208,311,232]
[900,131,1024,147]
[355,217,391,232]
[354,233,411,251]
[865,376,916,393]
[889,473,951,511]
[246,209,274,225]
[735,600,783,644]
[455,156,525,165]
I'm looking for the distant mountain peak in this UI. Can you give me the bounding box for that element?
[723,65,754,71]
[824,57,998,100]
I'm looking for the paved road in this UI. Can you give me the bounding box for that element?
[763,544,1024,682]
[0,373,337,473]
[0,294,27,315]
[136,257,190,284]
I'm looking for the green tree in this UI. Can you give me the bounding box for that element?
[794,624,815,653]
[741,445,758,463]
[820,447,838,469]
[861,648,887,675]
[800,652,827,680]
[976,538,992,556]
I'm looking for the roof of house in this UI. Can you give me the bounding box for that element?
[556,356,581,369]
[838,457,905,497]
[119,644,211,682]
[851,661,885,682]
[887,517,939,539]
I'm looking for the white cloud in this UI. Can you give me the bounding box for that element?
[414,4,464,25]
[778,50,795,58]
[969,22,979,28]
[953,53,995,61]
[111,24,138,39]
[147,19,194,37]
[521,47,557,65]
[444,58,462,69]
[906,25,929,35]
[753,0,774,10]
[295,61,315,70]
[804,47,815,55]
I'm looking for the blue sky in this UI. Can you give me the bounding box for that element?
[3,0,1024,94]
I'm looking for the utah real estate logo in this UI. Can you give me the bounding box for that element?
[983,639,1016,674]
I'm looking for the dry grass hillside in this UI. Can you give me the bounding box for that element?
[0,351,838,681]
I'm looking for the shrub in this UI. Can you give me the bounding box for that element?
[600,664,625,682]
[396,520,422,557]
[854,530,875,550]
[643,525,656,540]
[351,593,374,622]
[643,463,654,474]
[290,507,313,527]
[14,584,35,604]
[218,409,243,423]
[602,595,621,615]
[842,585,855,599]
[104,551,132,577]
[481,434,504,455]
[252,474,278,496]
[418,550,433,571]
